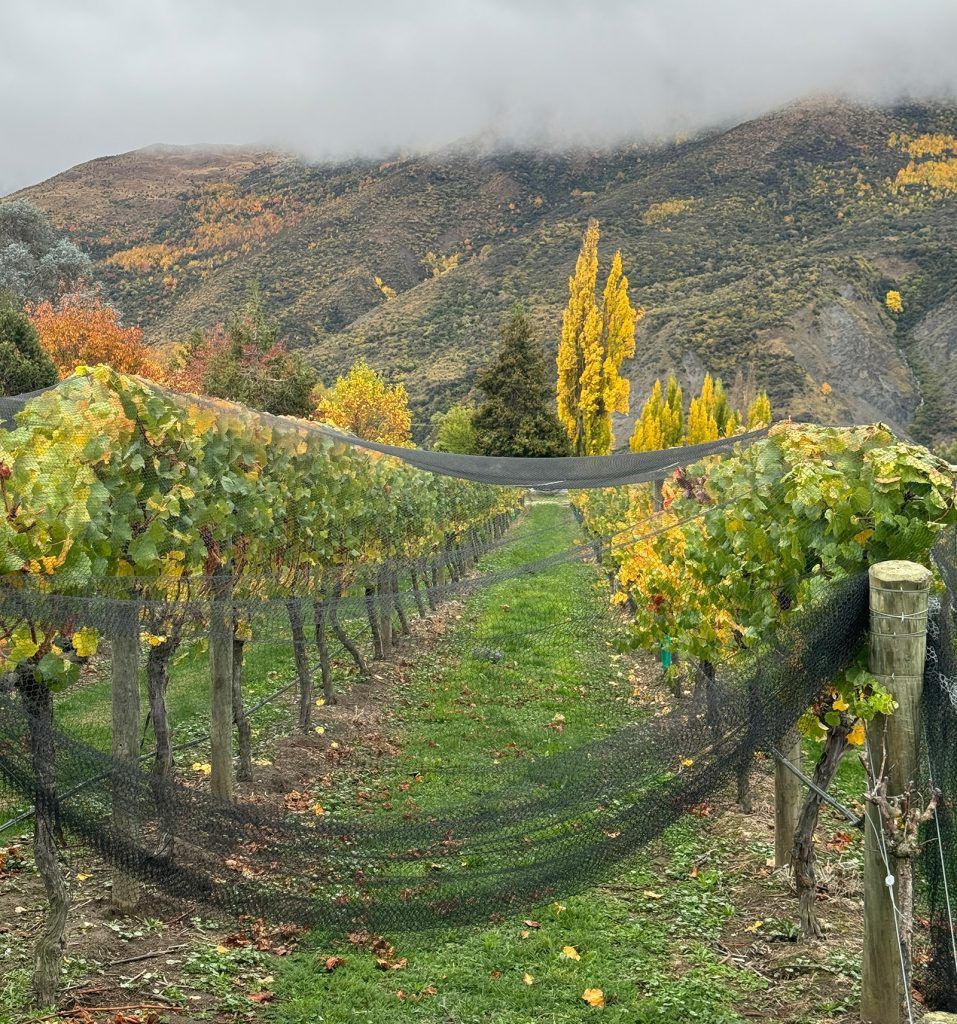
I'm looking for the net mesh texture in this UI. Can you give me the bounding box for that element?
[0,366,953,1004]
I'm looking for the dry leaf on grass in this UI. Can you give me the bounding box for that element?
[582,987,605,1007]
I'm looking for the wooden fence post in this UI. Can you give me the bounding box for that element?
[774,727,802,869]
[209,576,235,801]
[861,560,931,1024]
[111,604,141,913]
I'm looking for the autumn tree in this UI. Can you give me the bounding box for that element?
[630,376,683,452]
[686,375,720,444]
[314,358,413,446]
[29,293,163,381]
[747,391,772,428]
[556,220,641,455]
[431,403,479,454]
[0,294,57,395]
[632,373,771,450]
[473,306,569,458]
[0,200,92,303]
[167,284,317,416]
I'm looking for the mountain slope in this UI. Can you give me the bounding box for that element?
[9,100,957,445]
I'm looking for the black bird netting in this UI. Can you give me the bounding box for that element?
[924,528,957,1008]
[0,365,953,996]
[0,574,869,931]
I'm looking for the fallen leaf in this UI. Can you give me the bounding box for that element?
[827,831,854,853]
[562,945,581,961]
[523,973,534,985]
[248,990,274,1003]
[744,920,763,933]
[76,872,91,882]
[582,987,605,1007]
[376,956,408,971]
[523,919,540,928]
[215,944,229,954]
[642,890,663,899]
[519,930,530,940]
[325,956,344,971]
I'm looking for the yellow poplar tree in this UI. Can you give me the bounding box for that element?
[747,391,772,428]
[632,373,770,450]
[592,251,639,454]
[557,220,600,453]
[663,376,684,446]
[630,379,665,452]
[712,377,731,435]
[686,374,719,443]
[557,220,641,455]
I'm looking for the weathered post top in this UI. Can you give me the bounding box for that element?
[868,560,932,793]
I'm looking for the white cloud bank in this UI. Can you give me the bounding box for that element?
[2,0,956,193]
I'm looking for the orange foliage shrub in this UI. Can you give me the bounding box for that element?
[29,294,164,381]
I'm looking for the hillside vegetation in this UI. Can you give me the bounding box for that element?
[8,101,957,447]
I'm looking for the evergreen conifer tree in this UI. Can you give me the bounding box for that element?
[474,306,569,457]
[0,294,57,395]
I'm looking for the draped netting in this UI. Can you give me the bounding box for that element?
[0,577,868,931]
[924,527,957,1007]
[0,365,949,961]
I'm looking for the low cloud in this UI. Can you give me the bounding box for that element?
[2,0,956,193]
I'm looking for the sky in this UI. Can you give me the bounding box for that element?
[3,0,957,195]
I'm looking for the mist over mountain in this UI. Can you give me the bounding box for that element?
[4,0,957,194]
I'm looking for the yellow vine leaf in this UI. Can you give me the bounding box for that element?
[71,627,98,659]
[582,988,605,1007]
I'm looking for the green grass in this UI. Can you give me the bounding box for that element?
[55,638,300,754]
[0,502,761,1022]
[266,500,757,1023]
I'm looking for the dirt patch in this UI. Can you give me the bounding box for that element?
[0,845,290,1022]
[710,769,866,1024]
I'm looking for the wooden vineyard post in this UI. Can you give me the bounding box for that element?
[861,560,931,1024]
[111,603,141,913]
[774,727,802,869]
[209,575,235,801]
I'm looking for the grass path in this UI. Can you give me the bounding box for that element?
[269,500,759,1024]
